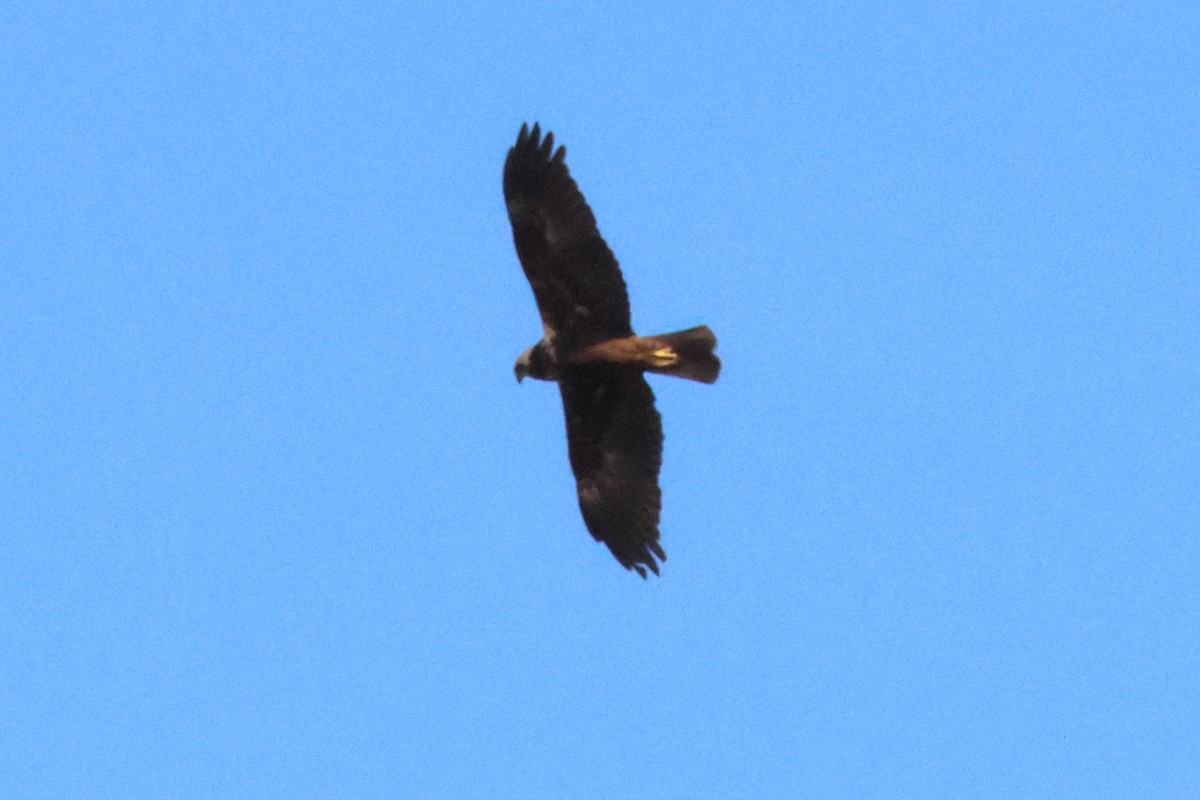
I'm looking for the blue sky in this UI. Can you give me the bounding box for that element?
[3,2,1198,797]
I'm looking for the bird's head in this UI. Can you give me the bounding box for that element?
[513,348,533,383]
[514,340,557,383]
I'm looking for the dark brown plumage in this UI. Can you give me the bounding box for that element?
[503,123,719,578]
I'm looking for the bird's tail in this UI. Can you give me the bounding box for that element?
[641,325,721,384]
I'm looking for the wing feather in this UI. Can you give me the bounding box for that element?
[503,123,633,351]
[558,364,665,578]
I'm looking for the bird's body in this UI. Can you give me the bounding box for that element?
[503,123,719,578]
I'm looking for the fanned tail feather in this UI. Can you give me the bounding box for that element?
[645,325,721,384]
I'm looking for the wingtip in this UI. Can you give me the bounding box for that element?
[512,121,566,165]
[515,121,540,149]
[627,544,664,579]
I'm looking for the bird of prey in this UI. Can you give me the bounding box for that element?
[503,122,720,578]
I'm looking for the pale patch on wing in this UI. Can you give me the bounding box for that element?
[543,217,565,246]
[577,480,602,506]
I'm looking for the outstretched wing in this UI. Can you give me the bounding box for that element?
[503,123,633,352]
[559,364,665,578]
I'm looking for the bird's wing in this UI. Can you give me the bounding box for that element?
[559,364,665,578]
[503,123,633,351]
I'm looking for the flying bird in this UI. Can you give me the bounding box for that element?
[503,123,720,578]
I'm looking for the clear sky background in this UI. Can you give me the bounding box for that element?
[3,2,1198,798]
